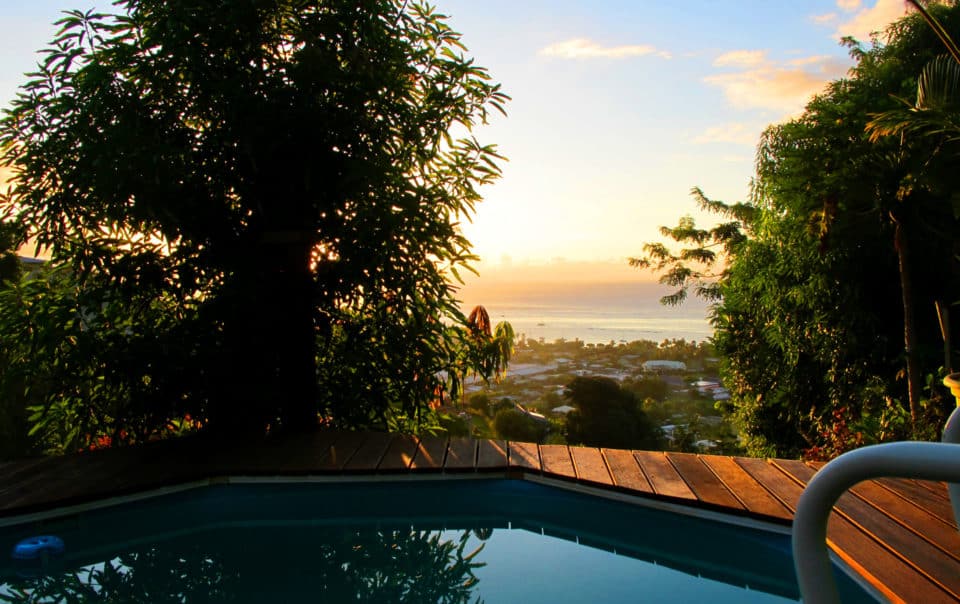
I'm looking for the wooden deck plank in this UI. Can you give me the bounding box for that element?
[666,453,744,510]
[508,441,540,472]
[776,460,960,601]
[238,431,340,474]
[476,439,508,471]
[409,435,447,471]
[749,459,955,603]
[2,430,959,603]
[876,478,957,526]
[0,456,59,487]
[699,455,792,520]
[342,432,393,472]
[633,451,695,500]
[601,448,653,493]
[912,479,952,501]
[569,447,613,486]
[377,434,420,472]
[735,457,805,509]
[827,511,955,603]
[1,454,126,512]
[849,478,960,561]
[540,445,576,479]
[317,430,367,471]
[444,438,477,471]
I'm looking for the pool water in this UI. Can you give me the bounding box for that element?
[0,480,876,603]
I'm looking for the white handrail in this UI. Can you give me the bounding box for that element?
[792,436,960,603]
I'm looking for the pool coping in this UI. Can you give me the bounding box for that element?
[1,429,957,602]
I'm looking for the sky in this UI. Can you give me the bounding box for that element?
[0,0,912,287]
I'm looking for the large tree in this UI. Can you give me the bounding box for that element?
[0,1,507,441]
[635,4,960,457]
[564,376,662,450]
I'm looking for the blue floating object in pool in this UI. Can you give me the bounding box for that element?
[11,535,65,560]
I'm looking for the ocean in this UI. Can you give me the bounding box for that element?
[458,281,714,345]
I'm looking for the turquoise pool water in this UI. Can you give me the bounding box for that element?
[0,480,876,603]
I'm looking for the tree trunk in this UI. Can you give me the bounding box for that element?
[937,299,952,373]
[271,240,318,431]
[207,237,316,436]
[893,212,921,430]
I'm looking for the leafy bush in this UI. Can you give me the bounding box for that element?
[493,408,547,443]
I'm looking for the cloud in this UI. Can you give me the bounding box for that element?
[810,12,838,25]
[704,51,849,114]
[693,122,765,146]
[538,38,671,60]
[714,50,767,68]
[835,0,908,40]
[788,55,836,67]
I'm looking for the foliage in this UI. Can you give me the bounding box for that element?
[668,417,704,453]
[492,407,547,443]
[564,376,662,450]
[637,5,960,456]
[452,306,515,400]
[629,188,753,306]
[0,0,508,445]
[0,222,23,286]
[467,393,491,415]
[0,266,203,457]
[622,376,669,402]
[1,529,486,603]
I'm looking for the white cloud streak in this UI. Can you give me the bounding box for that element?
[811,12,838,25]
[539,38,671,60]
[705,50,849,114]
[834,0,909,40]
[714,50,767,68]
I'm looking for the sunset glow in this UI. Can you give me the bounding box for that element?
[0,1,910,280]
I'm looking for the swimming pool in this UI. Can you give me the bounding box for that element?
[1,479,877,603]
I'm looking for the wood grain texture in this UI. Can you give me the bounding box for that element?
[775,460,960,598]
[777,460,960,601]
[876,478,957,528]
[699,455,791,520]
[570,447,613,485]
[850,478,960,562]
[2,431,959,603]
[342,432,393,472]
[444,438,477,471]
[633,451,695,500]
[602,448,652,493]
[476,439,508,471]
[508,441,540,471]
[735,457,805,510]
[377,434,420,472]
[540,445,576,479]
[317,431,368,471]
[666,453,743,510]
[410,435,448,471]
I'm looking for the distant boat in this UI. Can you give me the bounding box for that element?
[536,322,545,326]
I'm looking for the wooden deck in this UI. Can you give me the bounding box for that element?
[1,430,959,602]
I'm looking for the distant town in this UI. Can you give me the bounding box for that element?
[440,336,741,454]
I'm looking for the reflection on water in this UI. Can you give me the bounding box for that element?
[0,481,874,604]
[3,528,486,604]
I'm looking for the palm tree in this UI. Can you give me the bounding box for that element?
[865,1,960,427]
[455,305,514,406]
